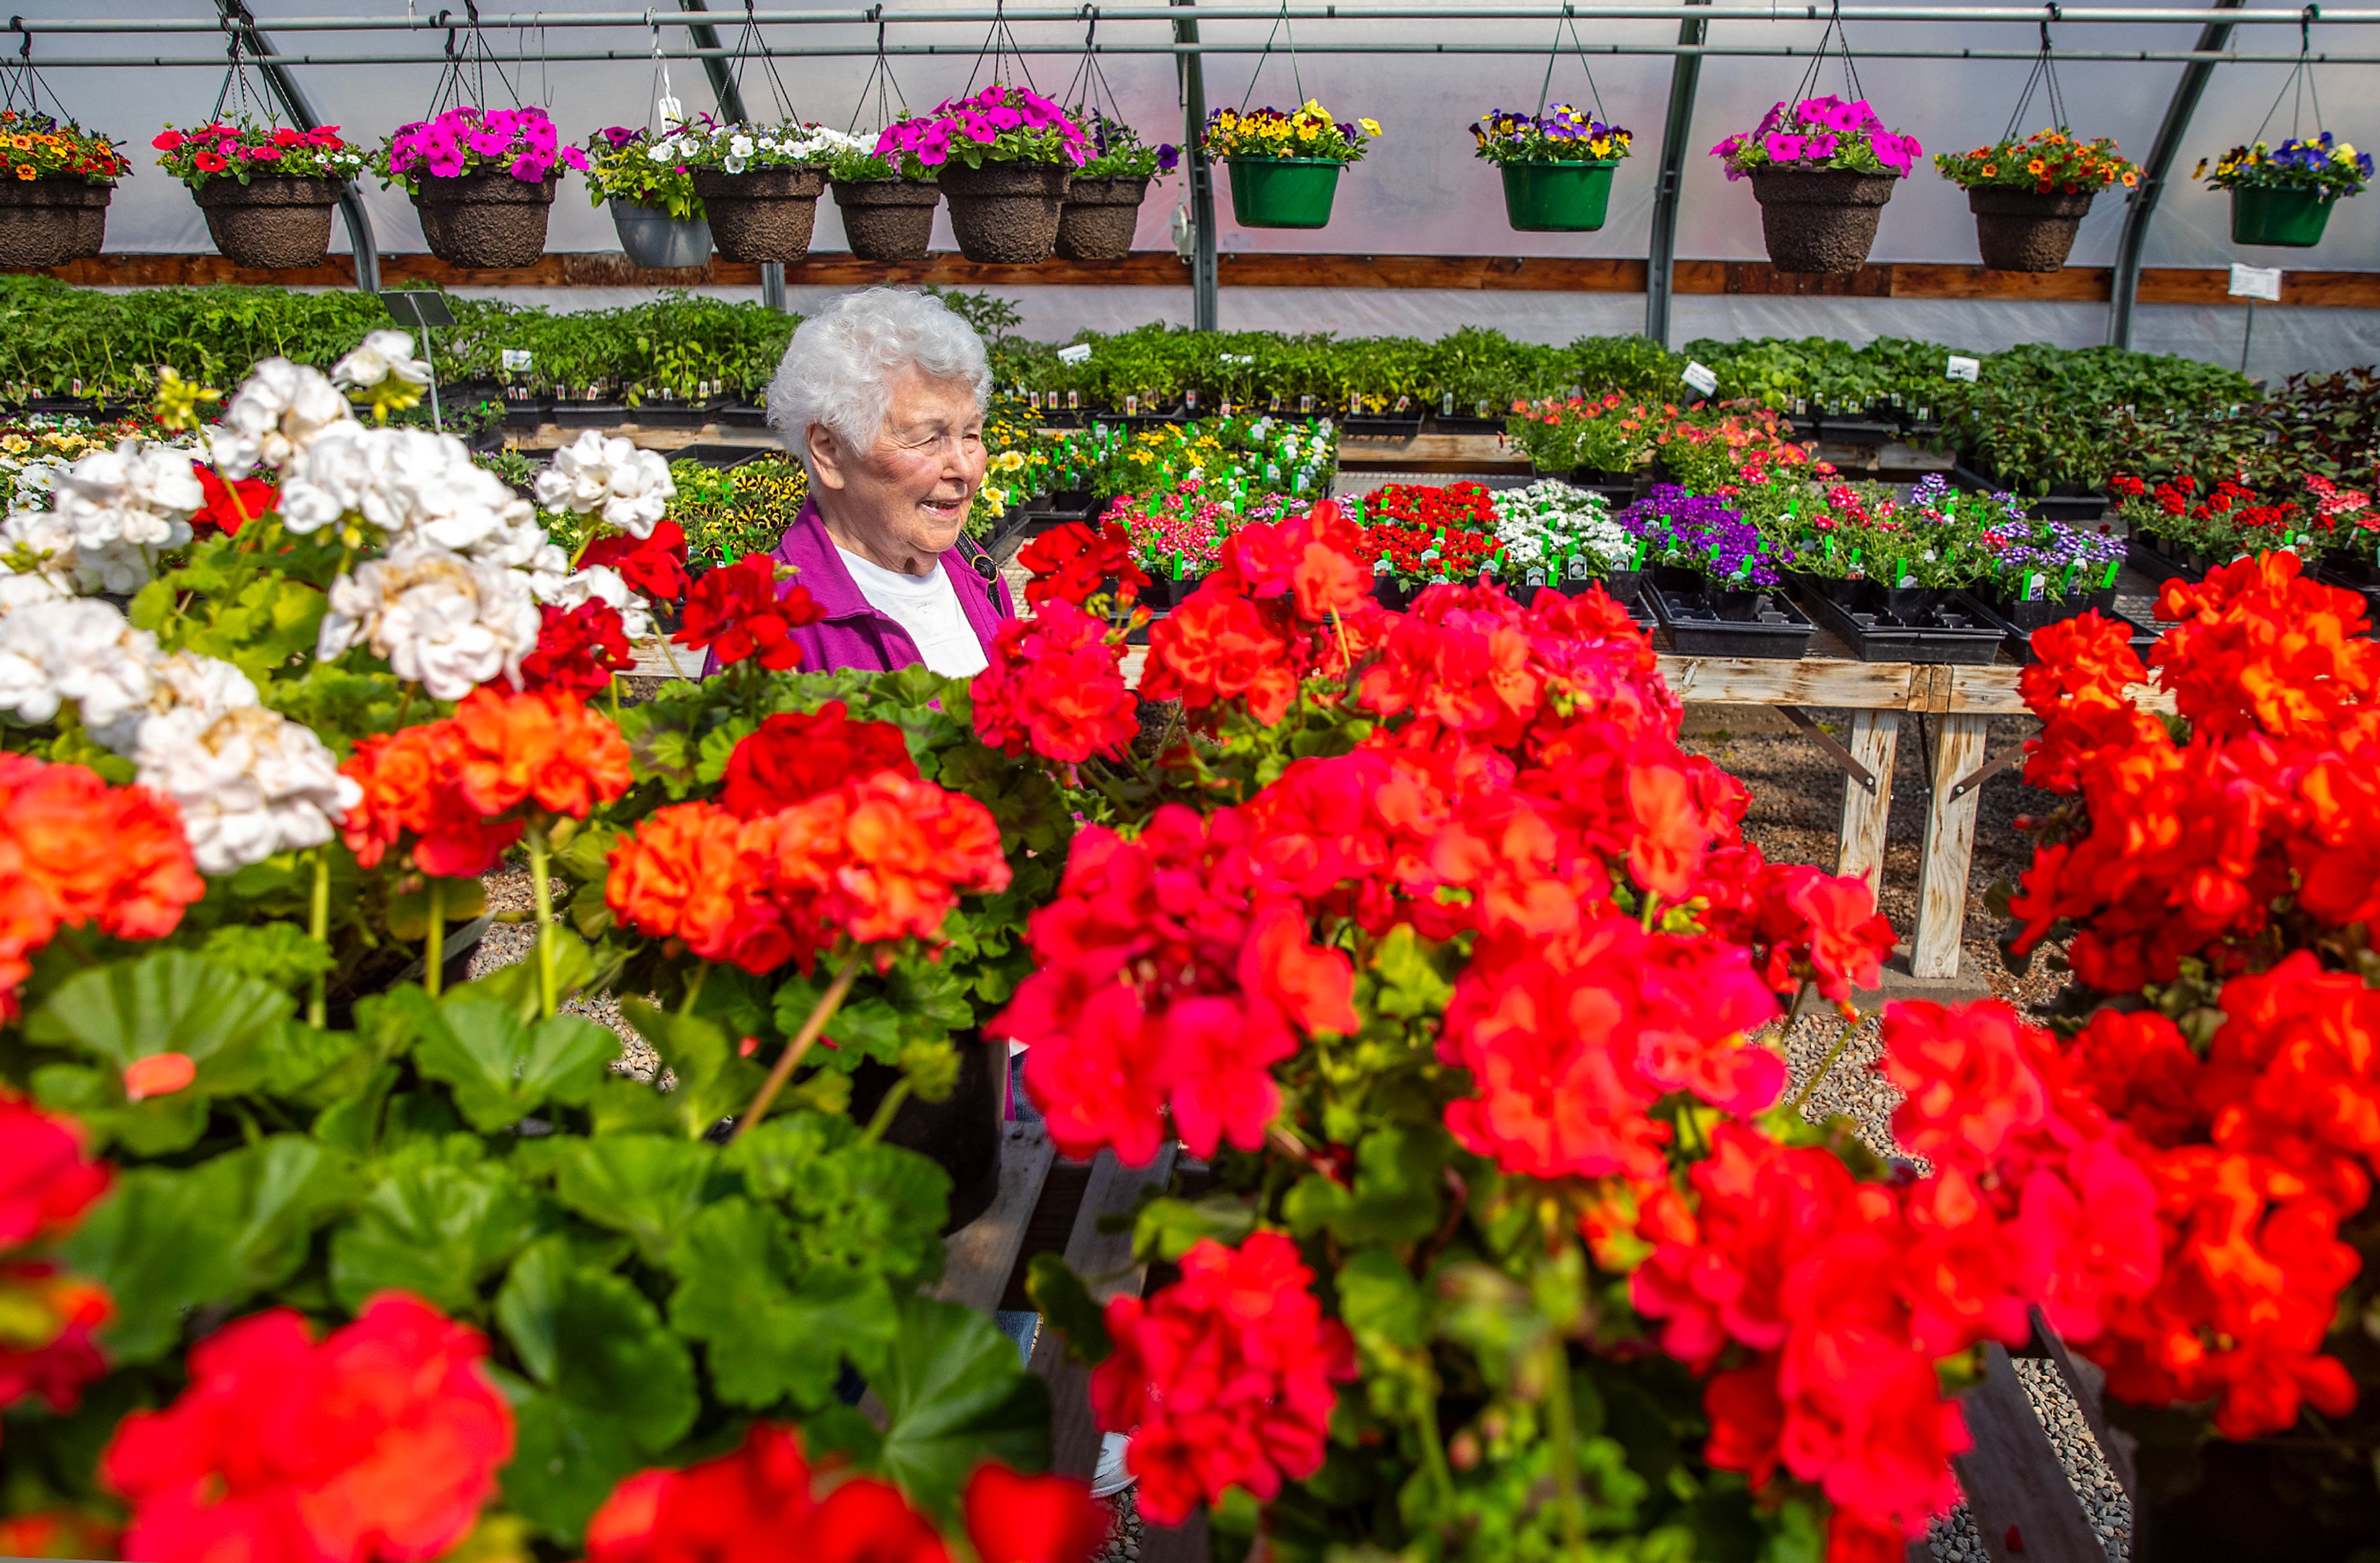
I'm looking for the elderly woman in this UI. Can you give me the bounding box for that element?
[754,287,1014,674]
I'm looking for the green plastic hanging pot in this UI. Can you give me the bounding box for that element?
[1225,157,1344,229]
[2230,184,2336,247]
[1499,161,1619,232]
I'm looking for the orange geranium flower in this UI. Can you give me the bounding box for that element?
[449,687,634,820]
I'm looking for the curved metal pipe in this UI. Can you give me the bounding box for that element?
[2109,0,2246,347]
[209,0,379,291]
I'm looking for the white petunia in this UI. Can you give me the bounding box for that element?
[729,135,754,159]
[330,328,433,392]
[131,702,358,875]
[723,154,747,175]
[531,429,675,539]
[537,563,654,640]
[646,140,677,164]
[317,543,541,700]
[210,357,356,479]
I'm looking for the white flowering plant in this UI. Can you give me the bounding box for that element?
[583,121,707,221]
[1490,478,1635,581]
[0,330,682,1004]
[674,120,869,177]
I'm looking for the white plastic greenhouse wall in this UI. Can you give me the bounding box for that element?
[35,1,2380,379]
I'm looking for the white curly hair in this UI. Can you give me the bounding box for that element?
[765,288,992,477]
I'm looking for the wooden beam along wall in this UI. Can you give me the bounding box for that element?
[33,251,2380,307]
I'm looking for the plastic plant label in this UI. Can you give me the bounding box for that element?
[1442,392,1455,415]
[1300,395,1315,413]
[1681,361,1719,397]
[1068,390,1080,409]
[656,95,684,123]
[2228,263,2283,302]
[1124,395,1140,415]
[501,349,534,372]
[2023,572,2046,601]
[1945,354,1981,382]
[1057,343,1094,366]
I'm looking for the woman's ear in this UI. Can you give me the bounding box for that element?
[805,421,850,493]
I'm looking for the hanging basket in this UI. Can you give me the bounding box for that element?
[609,198,713,270]
[1225,156,1343,229]
[0,178,111,270]
[690,165,827,263]
[938,161,1071,265]
[1500,161,1619,232]
[2230,183,2335,247]
[1747,169,1898,273]
[195,176,341,270]
[412,172,558,270]
[1968,186,2096,272]
[1056,174,1151,262]
[832,176,941,263]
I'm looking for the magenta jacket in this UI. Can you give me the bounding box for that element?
[705,498,1017,676]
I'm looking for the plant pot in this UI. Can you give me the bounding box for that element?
[690,165,827,263]
[1225,157,1344,229]
[832,177,940,263]
[1055,174,1150,262]
[1968,185,2096,272]
[937,160,1071,264]
[0,178,112,270]
[845,1034,1007,1235]
[609,198,713,269]
[412,173,558,269]
[1747,169,1899,274]
[195,175,341,270]
[2229,183,2335,248]
[1499,160,1618,232]
[2131,1433,2379,1563]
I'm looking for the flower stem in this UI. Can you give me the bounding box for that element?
[525,822,559,1018]
[307,848,331,1028]
[1543,1337,1586,1557]
[860,1078,913,1143]
[1416,1386,1458,1510]
[729,948,864,1143]
[678,961,710,1017]
[1786,1003,1865,1117]
[425,876,446,998]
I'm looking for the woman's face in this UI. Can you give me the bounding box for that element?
[806,366,986,571]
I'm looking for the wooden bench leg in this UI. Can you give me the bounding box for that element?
[1911,712,1990,980]
[1836,708,1900,893]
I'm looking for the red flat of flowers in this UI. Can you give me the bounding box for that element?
[103,1293,514,1563]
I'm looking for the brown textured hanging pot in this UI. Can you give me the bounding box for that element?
[0,178,112,270]
[691,165,828,263]
[832,176,941,262]
[1747,168,1898,273]
[1968,185,2096,272]
[937,160,1071,265]
[411,172,558,270]
[196,175,342,270]
[1055,174,1150,262]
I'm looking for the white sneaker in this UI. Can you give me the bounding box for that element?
[1091,1430,1137,1498]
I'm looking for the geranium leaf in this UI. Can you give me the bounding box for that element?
[327,1153,547,1314]
[496,1236,697,1453]
[664,1195,895,1411]
[723,1114,948,1286]
[617,998,765,1138]
[412,993,617,1131]
[59,1135,359,1363]
[873,1294,1052,1517]
[500,1386,650,1546]
[25,949,291,1075]
[545,1133,726,1265]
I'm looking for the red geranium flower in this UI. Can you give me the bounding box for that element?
[720,701,917,819]
[582,518,692,603]
[518,601,633,698]
[673,554,822,672]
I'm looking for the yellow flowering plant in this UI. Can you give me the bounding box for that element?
[0,108,131,183]
[1202,100,1380,164]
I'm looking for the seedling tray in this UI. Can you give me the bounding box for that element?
[1649,582,1817,659]
[1957,591,2160,664]
[2124,535,2202,584]
[1792,581,2007,664]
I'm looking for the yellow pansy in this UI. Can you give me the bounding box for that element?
[1358,118,1382,136]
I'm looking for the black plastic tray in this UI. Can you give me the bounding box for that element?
[1516,575,1655,628]
[1342,415,1424,439]
[2125,535,2202,584]
[2314,555,2380,620]
[1956,591,2161,664]
[1793,581,2008,664]
[1650,582,1817,659]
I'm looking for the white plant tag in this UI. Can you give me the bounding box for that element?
[1946,354,1981,382]
[2228,263,2283,302]
[1681,361,1719,397]
[1057,343,1094,366]
[501,348,534,371]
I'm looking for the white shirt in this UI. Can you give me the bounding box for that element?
[837,548,989,678]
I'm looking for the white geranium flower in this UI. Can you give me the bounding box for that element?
[317,543,540,700]
[330,328,433,392]
[538,563,654,640]
[0,597,161,740]
[47,441,203,592]
[131,701,358,875]
[532,430,675,539]
[211,358,356,479]
[281,425,533,551]
[0,509,81,609]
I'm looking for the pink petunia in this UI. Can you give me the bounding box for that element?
[1765,132,1809,162]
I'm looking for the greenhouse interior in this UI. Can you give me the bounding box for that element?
[6,5,2380,1563]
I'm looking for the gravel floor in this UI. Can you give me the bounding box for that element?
[472,867,658,1080]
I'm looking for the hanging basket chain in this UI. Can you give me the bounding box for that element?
[2249,4,2325,147]
[1062,6,1125,122]
[2003,5,2071,143]
[427,0,521,118]
[728,0,798,125]
[847,11,909,137]
[1532,5,1613,129]
[1787,0,1864,116]
[1238,0,1308,117]
[962,0,1039,99]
